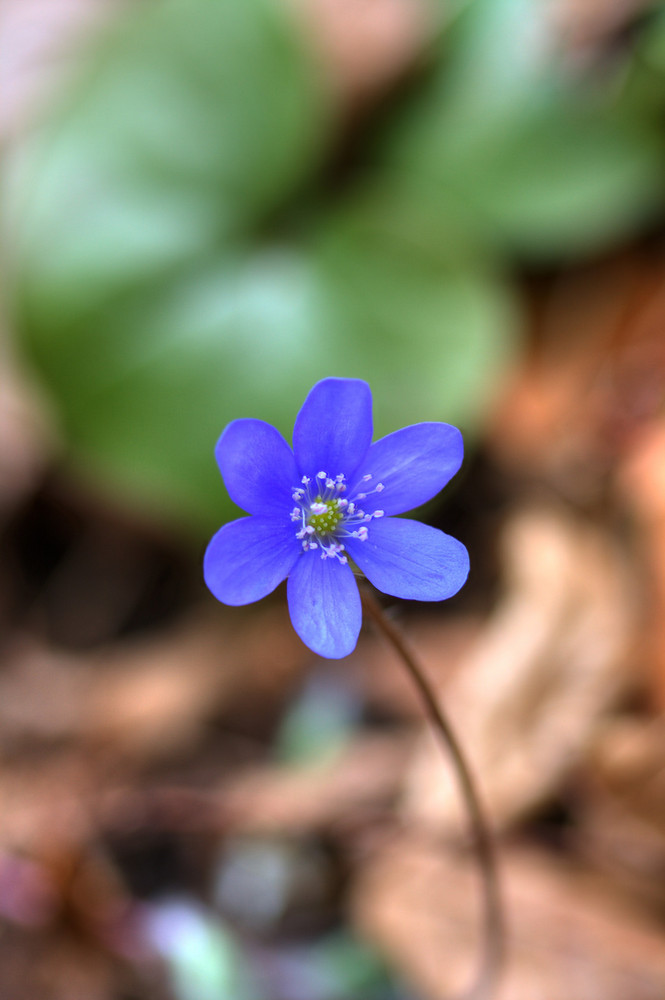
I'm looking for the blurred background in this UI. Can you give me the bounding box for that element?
[2,0,665,997]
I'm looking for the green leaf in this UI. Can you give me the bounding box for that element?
[6,0,331,532]
[382,0,665,258]
[6,0,517,536]
[617,8,665,120]
[41,250,337,532]
[312,190,518,433]
[24,229,515,534]
[7,0,330,323]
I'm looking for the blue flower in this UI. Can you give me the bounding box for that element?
[204,378,469,659]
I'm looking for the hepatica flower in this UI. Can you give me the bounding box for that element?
[204,378,469,659]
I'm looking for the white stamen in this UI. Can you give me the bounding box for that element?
[291,467,387,558]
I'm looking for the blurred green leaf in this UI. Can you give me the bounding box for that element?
[8,0,328,318]
[41,249,337,531]
[412,106,662,257]
[383,0,665,257]
[619,8,665,120]
[312,190,517,432]
[7,0,331,531]
[639,6,665,73]
[6,0,519,534]
[32,234,514,533]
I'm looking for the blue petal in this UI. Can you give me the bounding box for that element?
[344,517,469,601]
[287,552,362,659]
[350,423,463,516]
[216,419,298,516]
[293,378,372,481]
[204,516,299,605]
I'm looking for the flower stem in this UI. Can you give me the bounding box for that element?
[360,586,505,1000]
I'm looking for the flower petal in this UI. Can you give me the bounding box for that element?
[287,552,362,659]
[216,419,298,516]
[344,517,469,601]
[351,423,463,516]
[204,516,298,605]
[293,378,372,481]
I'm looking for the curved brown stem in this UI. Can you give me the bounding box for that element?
[360,586,505,1000]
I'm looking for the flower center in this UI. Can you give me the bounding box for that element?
[308,496,343,537]
[290,470,385,563]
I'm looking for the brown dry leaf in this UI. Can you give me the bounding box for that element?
[0,926,130,1000]
[0,639,94,747]
[0,752,163,997]
[402,504,635,833]
[574,716,665,909]
[219,732,413,836]
[355,616,482,723]
[352,835,665,1000]
[0,751,95,860]
[0,602,307,763]
[590,716,665,836]
[491,255,665,502]
[617,419,665,710]
[83,603,307,760]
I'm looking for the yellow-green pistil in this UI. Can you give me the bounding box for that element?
[291,469,385,562]
[308,496,343,537]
